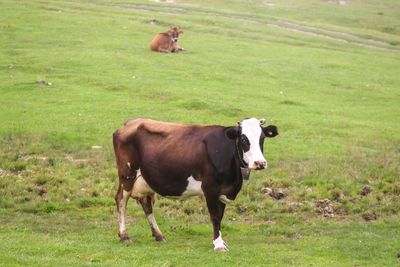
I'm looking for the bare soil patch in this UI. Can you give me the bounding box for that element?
[316,199,335,218]
[151,0,176,3]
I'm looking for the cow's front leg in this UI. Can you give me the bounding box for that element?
[206,195,228,252]
[173,46,185,52]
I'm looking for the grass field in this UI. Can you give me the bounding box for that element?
[1,0,399,266]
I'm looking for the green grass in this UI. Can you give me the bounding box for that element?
[0,0,400,266]
[0,208,399,267]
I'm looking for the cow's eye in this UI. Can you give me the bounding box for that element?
[240,135,250,152]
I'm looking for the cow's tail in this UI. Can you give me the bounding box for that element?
[113,129,139,182]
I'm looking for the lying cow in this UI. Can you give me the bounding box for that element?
[112,118,278,252]
[150,26,185,53]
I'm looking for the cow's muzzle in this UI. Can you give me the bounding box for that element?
[251,160,267,170]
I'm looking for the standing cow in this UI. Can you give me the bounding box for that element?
[150,26,185,53]
[113,118,278,252]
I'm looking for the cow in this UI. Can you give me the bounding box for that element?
[112,118,278,252]
[150,26,185,53]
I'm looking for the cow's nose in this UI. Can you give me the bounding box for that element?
[254,160,267,170]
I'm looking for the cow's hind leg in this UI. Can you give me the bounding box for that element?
[115,179,134,243]
[139,195,166,241]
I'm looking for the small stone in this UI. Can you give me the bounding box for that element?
[360,185,372,196]
[37,80,52,86]
[148,19,158,25]
[272,188,287,200]
[295,233,302,239]
[261,187,287,200]
[362,213,377,222]
[37,80,47,85]
[38,187,47,196]
[261,187,273,195]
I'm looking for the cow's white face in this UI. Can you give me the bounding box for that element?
[240,118,267,170]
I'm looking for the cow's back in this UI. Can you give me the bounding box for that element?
[150,33,171,51]
[118,118,188,142]
[114,118,216,168]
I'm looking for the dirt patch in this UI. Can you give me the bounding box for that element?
[326,0,347,5]
[360,185,372,196]
[316,199,334,218]
[264,2,276,7]
[268,21,398,51]
[20,155,49,162]
[362,213,377,222]
[65,156,96,163]
[114,3,182,15]
[151,0,176,3]
[0,168,11,178]
[0,168,22,178]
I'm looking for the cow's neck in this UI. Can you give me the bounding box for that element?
[234,138,251,180]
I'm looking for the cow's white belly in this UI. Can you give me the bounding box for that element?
[165,176,204,200]
[131,170,154,199]
[178,176,203,198]
[131,172,203,200]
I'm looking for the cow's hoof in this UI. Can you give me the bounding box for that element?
[121,238,132,244]
[214,246,229,252]
[155,235,166,242]
[213,234,229,252]
[119,233,131,243]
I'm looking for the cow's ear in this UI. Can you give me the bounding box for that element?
[204,128,236,175]
[263,125,278,138]
[226,126,240,139]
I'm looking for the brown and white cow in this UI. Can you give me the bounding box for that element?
[149,26,185,53]
[112,118,278,252]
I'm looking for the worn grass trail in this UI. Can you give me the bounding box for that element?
[1,0,400,266]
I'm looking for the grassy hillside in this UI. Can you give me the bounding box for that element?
[1,0,399,266]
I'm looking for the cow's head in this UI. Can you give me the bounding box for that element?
[168,26,183,43]
[227,118,278,170]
